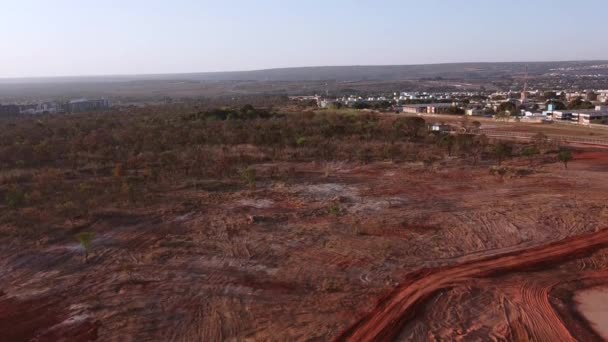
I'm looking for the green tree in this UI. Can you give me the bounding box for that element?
[446,106,465,115]
[495,111,512,122]
[394,117,426,140]
[439,135,455,156]
[543,91,557,100]
[546,101,566,110]
[557,149,573,169]
[521,146,539,166]
[471,121,482,131]
[454,134,475,156]
[567,98,594,110]
[404,117,426,139]
[531,132,549,152]
[493,142,513,166]
[470,134,488,165]
[352,101,371,110]
[498,102,517,113]
[372,101,392,111]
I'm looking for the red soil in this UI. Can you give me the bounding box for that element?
[0,293,97,341]
[2,152,608,340]
[336,229,608,341]
[575,151,608,163]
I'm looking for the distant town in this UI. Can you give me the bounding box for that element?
[0,98,110,116]
[2,85,608,128]
[295,87,608,126]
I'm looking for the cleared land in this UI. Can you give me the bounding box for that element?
[576,287,608,340]
[1,107,608,340]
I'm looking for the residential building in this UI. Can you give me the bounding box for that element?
[466,108,484,116]
[0,104,20,117]
[552,110,574,121]
[521,111,547,121]
[20,102,65,115]
[400,103,456,114]
[400,104,428,114]
[578,111,608,125]
[429,123,452,133]
[67,99,110,113]
[552,106,608,125]
[576,106,608,125]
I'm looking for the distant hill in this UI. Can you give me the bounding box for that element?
[180,61,608,82]
[2,61,608,84]
[2,61,608,102]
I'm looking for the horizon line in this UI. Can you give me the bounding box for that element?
[1,59,607,82]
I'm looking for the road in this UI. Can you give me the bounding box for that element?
[335,228,608,342]
[479,129,608,146]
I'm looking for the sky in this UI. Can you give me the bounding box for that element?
[1,0,607,78]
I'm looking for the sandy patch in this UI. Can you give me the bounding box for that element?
[575,287,608,340]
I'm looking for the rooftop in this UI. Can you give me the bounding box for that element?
[403,103,454,108]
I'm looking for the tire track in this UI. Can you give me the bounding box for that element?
[336,229,608,341]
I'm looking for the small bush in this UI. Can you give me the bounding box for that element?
[558,149,573,169]
[5,186,27,209]
[241,168,256,189]
[328,203,341,217]
[113,163,124,178]
[295,136,307,147]
[75,232,95,263]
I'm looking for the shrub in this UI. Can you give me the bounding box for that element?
[521,146,540,165]
[75,232,95,263]
[328,203,341,217]
[357,147,373,164]
[557,149,573,169]
[241,168,256,189]
[493,142,513,166]
[295,136,307,147]
[5,186,27,210]
[113,163,124,178]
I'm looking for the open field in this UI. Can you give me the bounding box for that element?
[486,122,608,139]
[2,107,608,340]
[410,113,608,139]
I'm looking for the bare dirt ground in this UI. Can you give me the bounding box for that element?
[575,287,608,340]
[2,149,608,340]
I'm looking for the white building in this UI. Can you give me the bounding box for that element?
[465,108,484,116]
[400,103,457,114]
[552,106,608,125]
[67,99,110,113]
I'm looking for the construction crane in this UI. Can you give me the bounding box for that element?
[521,64,528,108]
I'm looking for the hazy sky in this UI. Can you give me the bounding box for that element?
[2,0,607,78]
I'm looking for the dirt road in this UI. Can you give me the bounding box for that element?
[336,228,608,341]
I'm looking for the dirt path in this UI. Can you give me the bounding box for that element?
[336,228,608,341]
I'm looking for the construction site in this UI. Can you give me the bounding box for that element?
[1,105,608,340]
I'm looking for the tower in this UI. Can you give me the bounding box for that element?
[521,64,528,108]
